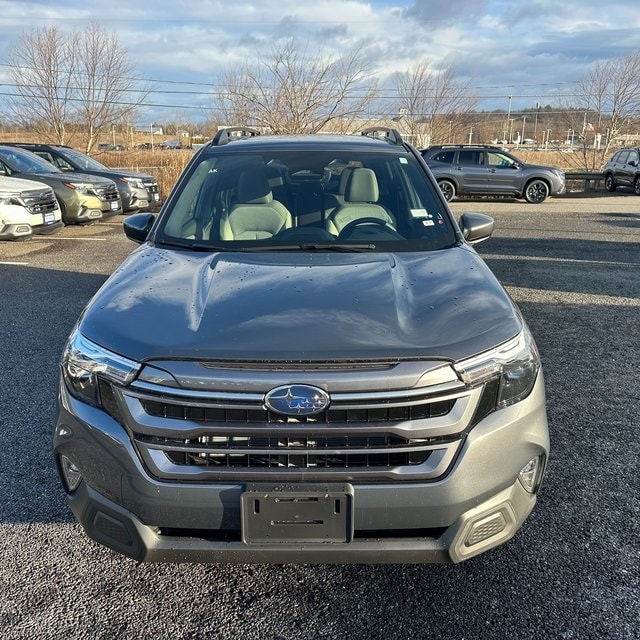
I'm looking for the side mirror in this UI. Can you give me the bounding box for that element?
[123,212,155,243]
[459,212,494,244]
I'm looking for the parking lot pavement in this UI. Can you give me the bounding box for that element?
[1,198,639,639]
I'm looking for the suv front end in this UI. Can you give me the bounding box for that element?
[117,175,161,211]
[62,178,122,221]
[0,177,63,239]
[54,129,549,563]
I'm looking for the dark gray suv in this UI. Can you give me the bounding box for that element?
[54,128,549,564]
[603,147,640,194]
[422,144,565,203]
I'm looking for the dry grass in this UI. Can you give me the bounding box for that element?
[98,150,194,197]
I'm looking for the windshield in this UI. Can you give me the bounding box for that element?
[156,148,457,252]
[0,147,62,174]
[60,148,109,171]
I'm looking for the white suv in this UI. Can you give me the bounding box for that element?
[0,176,63,240]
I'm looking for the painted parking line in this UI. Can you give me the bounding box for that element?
[38,236,108,241]
[0,261,29,266]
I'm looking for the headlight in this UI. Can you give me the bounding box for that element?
[454,328,540,408]
[64,182,93,194]
[61,327,140,407]
[0,192,22,206]
[552,169,565,179]
[119,177,145,190]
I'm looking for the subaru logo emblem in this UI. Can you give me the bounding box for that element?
[265,384,330,417]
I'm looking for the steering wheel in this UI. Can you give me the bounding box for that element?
[338,216,391,238]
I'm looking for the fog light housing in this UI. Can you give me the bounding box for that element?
[60,455,82,492]
[518,455,545,493]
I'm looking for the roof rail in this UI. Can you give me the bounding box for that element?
[361,127,403,145]
[426,144,502,150]
[212,127,261,146]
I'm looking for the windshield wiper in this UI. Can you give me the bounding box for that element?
[155,239,228,252]
[248,243,377,252]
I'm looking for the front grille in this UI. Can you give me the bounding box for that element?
[115,361,480,482]
[94,183,120,202]
[140,399,455,424]
[138,432,440,469]
[22,189,58,214]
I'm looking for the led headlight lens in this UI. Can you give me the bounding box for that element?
[454,327,540,408]
[0,192,22,206]
[61,327,140,406]
[120,177,145,190]
[64,182,93,194]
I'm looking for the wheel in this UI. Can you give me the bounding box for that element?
[437,179,455,202]
[338,216,391,237]
[524,179,549,204]
[634,176,640,195]
[604,174,616,192]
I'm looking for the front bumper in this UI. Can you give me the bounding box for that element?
[54,374,549,564]
[0,219,63,239]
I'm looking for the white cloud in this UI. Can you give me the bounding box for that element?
[0,0,638,121]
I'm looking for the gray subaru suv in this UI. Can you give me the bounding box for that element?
[422,144,565,203]
[54,127,549,563]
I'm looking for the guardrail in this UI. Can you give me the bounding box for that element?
[564,171,604,191]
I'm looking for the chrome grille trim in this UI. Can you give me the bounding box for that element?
[113,362,483,482]
[127,378,466,406]
[21,189,58,214]
[139,443,459,482]
[93,184,120,201]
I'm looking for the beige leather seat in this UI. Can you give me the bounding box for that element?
[221,167,292,240]
[326,168,394,235]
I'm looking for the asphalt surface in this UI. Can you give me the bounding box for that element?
[1,194,638,639]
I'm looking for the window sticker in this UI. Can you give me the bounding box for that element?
[399,157,408,164]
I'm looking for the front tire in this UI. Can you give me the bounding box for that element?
[524,179,549,204]
[604,174,616,192]
[634,176,640,195]
[438,179,456,202]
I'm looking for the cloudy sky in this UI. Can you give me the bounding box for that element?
[0,0,639,123]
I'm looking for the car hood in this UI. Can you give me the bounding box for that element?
[80,246,522,363]
[76,168,155,181]
[522,162,562,173]
[23,171,114,186]
[0,175,54,193]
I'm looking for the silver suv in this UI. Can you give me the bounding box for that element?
[422,144,565,203]
[54,128,549,564]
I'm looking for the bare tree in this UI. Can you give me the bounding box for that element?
[73,24,146,153]
[394,62,477,147]
[8,27,76,145]
[560,51,640,169]
[8,24,149,152]
[216,40,378,134]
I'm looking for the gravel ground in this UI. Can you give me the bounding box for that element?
[0,194,638,639]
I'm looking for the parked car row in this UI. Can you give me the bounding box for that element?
[0,143,162,240]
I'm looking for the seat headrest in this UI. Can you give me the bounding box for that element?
[337,167,353,196]
[345,168,379,203]
[237,167,273,204]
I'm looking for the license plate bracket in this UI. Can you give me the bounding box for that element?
[241,484,354,544]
